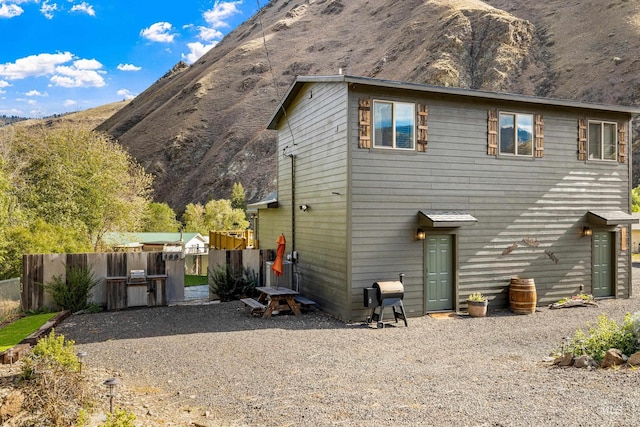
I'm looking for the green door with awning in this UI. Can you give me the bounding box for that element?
[592,231,613,297]
[425,234,454,311]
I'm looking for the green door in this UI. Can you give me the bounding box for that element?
[426,234,454,311]
[592,231,613,297]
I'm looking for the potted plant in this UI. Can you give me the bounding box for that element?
[467,292,488,317]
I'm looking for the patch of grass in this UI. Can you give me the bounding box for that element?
[0,312,58,352]
[185,274,208,287]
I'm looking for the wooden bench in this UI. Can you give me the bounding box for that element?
[240,298,266,315]
[294,295,317,307]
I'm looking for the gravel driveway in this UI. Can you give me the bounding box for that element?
[56,280,640,426]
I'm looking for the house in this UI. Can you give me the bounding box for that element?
[252,75,639,322]
[102,232,208,254]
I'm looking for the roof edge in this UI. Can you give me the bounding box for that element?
[266,74,640,129]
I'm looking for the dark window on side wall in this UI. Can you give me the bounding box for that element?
[373,101,415,150]
[499,113,533,156]
[588,121,617,161]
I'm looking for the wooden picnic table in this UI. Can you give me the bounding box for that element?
[255,286,302,318]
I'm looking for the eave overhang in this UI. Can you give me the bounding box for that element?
[418,211,478,228]
[587,210,639,226]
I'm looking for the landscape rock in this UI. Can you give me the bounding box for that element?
[627,352,640,366]
[553,353,573,367]
[573,355,597,369]
[601,348,625,368]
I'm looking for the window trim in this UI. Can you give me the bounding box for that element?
[497,111,535,158]
[372,99,416,151]
[587,120,618,162]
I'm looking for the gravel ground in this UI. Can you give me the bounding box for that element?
[52,282,640,426]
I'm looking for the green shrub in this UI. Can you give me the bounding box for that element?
[630,311,640,350]
[467,292,487,302]
[566,313,636,361]
[20,330,91,425]
[21,329,79,379]
[100,408,137,427]
[208,264,257,301]
[42,264,99,312]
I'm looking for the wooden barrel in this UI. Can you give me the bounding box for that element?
[509,277,537,314]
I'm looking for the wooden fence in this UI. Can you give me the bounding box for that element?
[22,252,184,312]
[208,249,275,287]
[22,249,276,311]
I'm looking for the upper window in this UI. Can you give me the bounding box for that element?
[373,101,415,150]
[588,121,617,161]
[499,112,533,156]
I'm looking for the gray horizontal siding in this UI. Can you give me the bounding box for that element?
[272,82,350,320]
[348,87,632,320]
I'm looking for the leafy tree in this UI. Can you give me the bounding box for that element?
[141,202,180,232]
[204,199,249,230]
[632,185,640,212]
[8,126,153,249]
[183,203,207,234]
[183,199,249,234]
[231,182,247,212]
[0,219,92,279]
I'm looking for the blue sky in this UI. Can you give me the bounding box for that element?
[0,0,262,118]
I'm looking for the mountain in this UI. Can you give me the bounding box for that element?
[10,101,130,132]
[96,0,640,210]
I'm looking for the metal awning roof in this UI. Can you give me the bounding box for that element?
[418,211,478,228]
[247,191,279,211]
[587,210,639,226]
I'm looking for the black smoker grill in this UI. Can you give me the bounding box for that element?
[364,273,408,329]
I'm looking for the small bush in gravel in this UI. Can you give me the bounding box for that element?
[630,311,640,349]
[209,264,258,301]
[20,330,93,425]
[42,264,99,313]
[566,313,636,361]
[100,408,137,427]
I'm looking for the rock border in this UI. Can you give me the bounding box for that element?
[1,310,70,364]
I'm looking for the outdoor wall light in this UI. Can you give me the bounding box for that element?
[416,228,426,240]
[103,378,120,414]
[77,351,87,374]
[582,226,593,237]
[299,204,309,212]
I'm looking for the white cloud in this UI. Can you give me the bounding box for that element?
[25,90,48,97]
[182,41,218,64]
[0,80,10,88]
[203,1,242,29]
[40,1,58,19]
[63,99,77,107]
[73,58,102,70]
[51,63,106,88]
[197,26,223,42]
[0,53,106,88]
[0,52,74,80]
[180,1,242,63]
[140,22,176,43]
[16,97,37,106]
[117,63,141,71]
[0,3,24,18]
[117,89,136,100]
[70,2,95,16]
